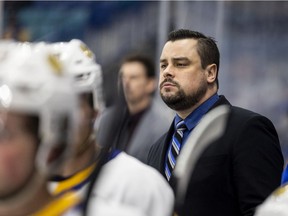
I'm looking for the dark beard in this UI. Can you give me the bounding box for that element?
[160,80,207,111]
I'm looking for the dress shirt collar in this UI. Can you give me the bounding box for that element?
[174,93,219,131]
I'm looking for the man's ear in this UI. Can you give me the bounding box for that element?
[205,64,217,84]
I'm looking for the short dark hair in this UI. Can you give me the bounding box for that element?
[168,29,220,88]
[121,54,155,79]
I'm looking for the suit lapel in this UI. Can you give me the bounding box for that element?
[159,122,175,176]
[159,95,231,177]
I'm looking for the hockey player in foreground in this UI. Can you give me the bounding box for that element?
[0,42,81,215]
[48,39,174,216]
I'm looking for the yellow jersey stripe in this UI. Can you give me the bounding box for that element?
[32,192,80,216]
[53,164,96,195]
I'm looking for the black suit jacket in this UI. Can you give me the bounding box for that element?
[147,96,283,216]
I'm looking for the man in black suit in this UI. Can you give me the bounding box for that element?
[147,29,284,216]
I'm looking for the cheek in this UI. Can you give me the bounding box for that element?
[0,144,36,182]
[159,75,165,84]
[132,79,145,89]
[181,73,201,88]
[0,148,26,181]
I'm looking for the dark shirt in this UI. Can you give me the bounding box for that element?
[116,107,148,151]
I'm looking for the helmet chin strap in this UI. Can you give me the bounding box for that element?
[76,132,96,156]
[76,118,96,156]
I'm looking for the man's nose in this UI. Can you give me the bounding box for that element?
[162,65,175,78]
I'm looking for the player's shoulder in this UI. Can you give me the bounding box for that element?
[105,152,165,180]
[97,152,173,197]
[231,105,263,119]
[229,105,275,130]
[255,184,288,216]
[87,198,147,216]
[93,152,174,216]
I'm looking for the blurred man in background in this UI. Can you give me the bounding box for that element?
[110,54,171,163]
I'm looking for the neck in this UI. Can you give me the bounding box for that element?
[62,142,96,177]
[128,96,151,115]
[177,90,217,119]
[0,182,52,215]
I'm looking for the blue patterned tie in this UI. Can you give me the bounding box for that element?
[165,120,187,181]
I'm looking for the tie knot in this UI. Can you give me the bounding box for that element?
[176,120,187,131]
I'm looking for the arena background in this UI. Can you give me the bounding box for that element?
[1,1,288,160]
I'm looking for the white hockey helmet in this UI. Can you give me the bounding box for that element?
[0,39,19,62]
[51,39,105,112]
[0,43,78,176]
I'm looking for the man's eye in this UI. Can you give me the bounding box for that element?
[130,76,138,80]
[177,63,186,67]
[160,64,167,69]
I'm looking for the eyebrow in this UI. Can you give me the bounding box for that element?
[172,57,191,62]
[160,57,191,63]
